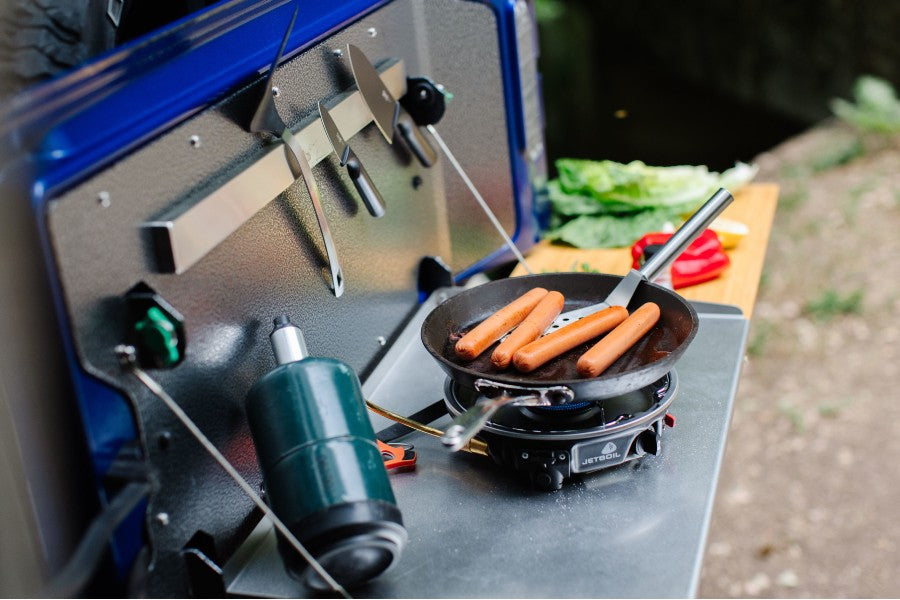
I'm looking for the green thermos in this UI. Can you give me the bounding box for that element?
[245,316,406,590]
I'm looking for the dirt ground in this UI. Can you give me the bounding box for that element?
[697,121,900,598]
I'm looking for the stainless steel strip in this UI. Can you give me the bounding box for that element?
[143,60,406,275]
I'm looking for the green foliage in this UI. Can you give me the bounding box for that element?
[831,75,900,133]
[777,401,805,433]
[534,0,565,22]
[808,138,864,172]
[817,398,854,419]
[803,288,864,321]
[746,320,774,357]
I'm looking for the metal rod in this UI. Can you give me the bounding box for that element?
[364,399,489,457]
[425,124,534,275]
[115,346,350,599]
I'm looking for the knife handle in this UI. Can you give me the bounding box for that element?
[344,148,386,218]
[396,110,437,168]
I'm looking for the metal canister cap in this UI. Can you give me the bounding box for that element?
[270,315,308,365]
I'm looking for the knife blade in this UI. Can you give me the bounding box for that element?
[248,5,344,297]
[348,43,437,168]
[318,101,385,218]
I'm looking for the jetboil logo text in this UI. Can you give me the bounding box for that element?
[580,441,621,466]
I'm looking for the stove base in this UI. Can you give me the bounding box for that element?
[444,372,678,490]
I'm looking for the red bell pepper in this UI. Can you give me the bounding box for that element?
[630,229,730,289]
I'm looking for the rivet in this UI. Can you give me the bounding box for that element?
[332,48,343,57]
[189,135,201,148]
[155,512,170,526]
[272,86,280,98]
[367,27,377,37]
[97,191,111,208]
[376,336,387,346]
[521,452,529,460]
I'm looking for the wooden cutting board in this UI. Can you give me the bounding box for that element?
[511,183,779,318]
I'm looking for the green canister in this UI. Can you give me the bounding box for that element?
[245,316,406,590]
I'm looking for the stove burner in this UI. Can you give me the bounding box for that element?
[443,372,678,490]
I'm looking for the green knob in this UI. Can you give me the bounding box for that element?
[134,306,180,367]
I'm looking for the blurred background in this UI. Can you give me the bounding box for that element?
[534,1,900,597]
[2,0,899,597]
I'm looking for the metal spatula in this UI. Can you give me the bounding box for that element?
[544,188,734,333]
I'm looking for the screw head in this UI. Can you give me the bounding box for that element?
[157,431,172,450]
[367,27,377,37]
[376,336,387,346]
[155,512,170,526]
[189,135,201,148]
[97,191,111,208]
[271,86,280,98]
[332,48,343,57]
[521,452,529,460]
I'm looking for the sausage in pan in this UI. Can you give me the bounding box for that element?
[576,302,661,378]
[511,305,628,373]
[455,287,549,361]
[491,290,565,369]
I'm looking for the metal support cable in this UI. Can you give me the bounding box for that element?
[426,124,534,274]
[115,345,350,599]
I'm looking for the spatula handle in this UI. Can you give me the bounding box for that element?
[640,188,734,282]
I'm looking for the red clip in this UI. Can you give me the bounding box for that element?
[377,439,417,472]
[664,413,676,428]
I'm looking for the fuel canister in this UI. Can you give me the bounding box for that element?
[245,316,406,590]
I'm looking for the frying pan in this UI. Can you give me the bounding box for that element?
[422,188,733,449]
[422,273,698,448]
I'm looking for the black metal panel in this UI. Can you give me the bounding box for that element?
[44,1,518,595]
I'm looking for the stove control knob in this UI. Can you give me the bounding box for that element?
[532,468,564,491]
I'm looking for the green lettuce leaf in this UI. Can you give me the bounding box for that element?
[545,158,757,248]
[545,209,678,248]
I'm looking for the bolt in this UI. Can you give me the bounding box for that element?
[521,452,529,460]
[419,88,429,100]
[558,452,567,461]
[97,191,111,208]
[189,134,201,148]
[332,48,343,58]
[376,336,387,346]
[155,512,170,526]
[272,86,280,98]
[115,344,137,367]
[367,27,377,37]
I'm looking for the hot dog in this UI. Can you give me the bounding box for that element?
[576,302,661,378]
[455,288,549,361]
[491,290,565,369]
[511,305,628,373]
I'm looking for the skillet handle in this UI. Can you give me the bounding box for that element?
[442,393,548,452]
[441,380,575,452]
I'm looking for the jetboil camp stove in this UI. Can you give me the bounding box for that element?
[0,0,749,597]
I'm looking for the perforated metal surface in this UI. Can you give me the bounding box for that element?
[44,1,521,594]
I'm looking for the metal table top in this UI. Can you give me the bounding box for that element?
[225,300,747,598]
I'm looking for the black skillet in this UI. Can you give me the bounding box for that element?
[421,189,733,449]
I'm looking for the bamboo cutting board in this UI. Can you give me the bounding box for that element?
[511,183,779,318]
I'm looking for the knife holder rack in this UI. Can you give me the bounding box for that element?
[143,59,406,275]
